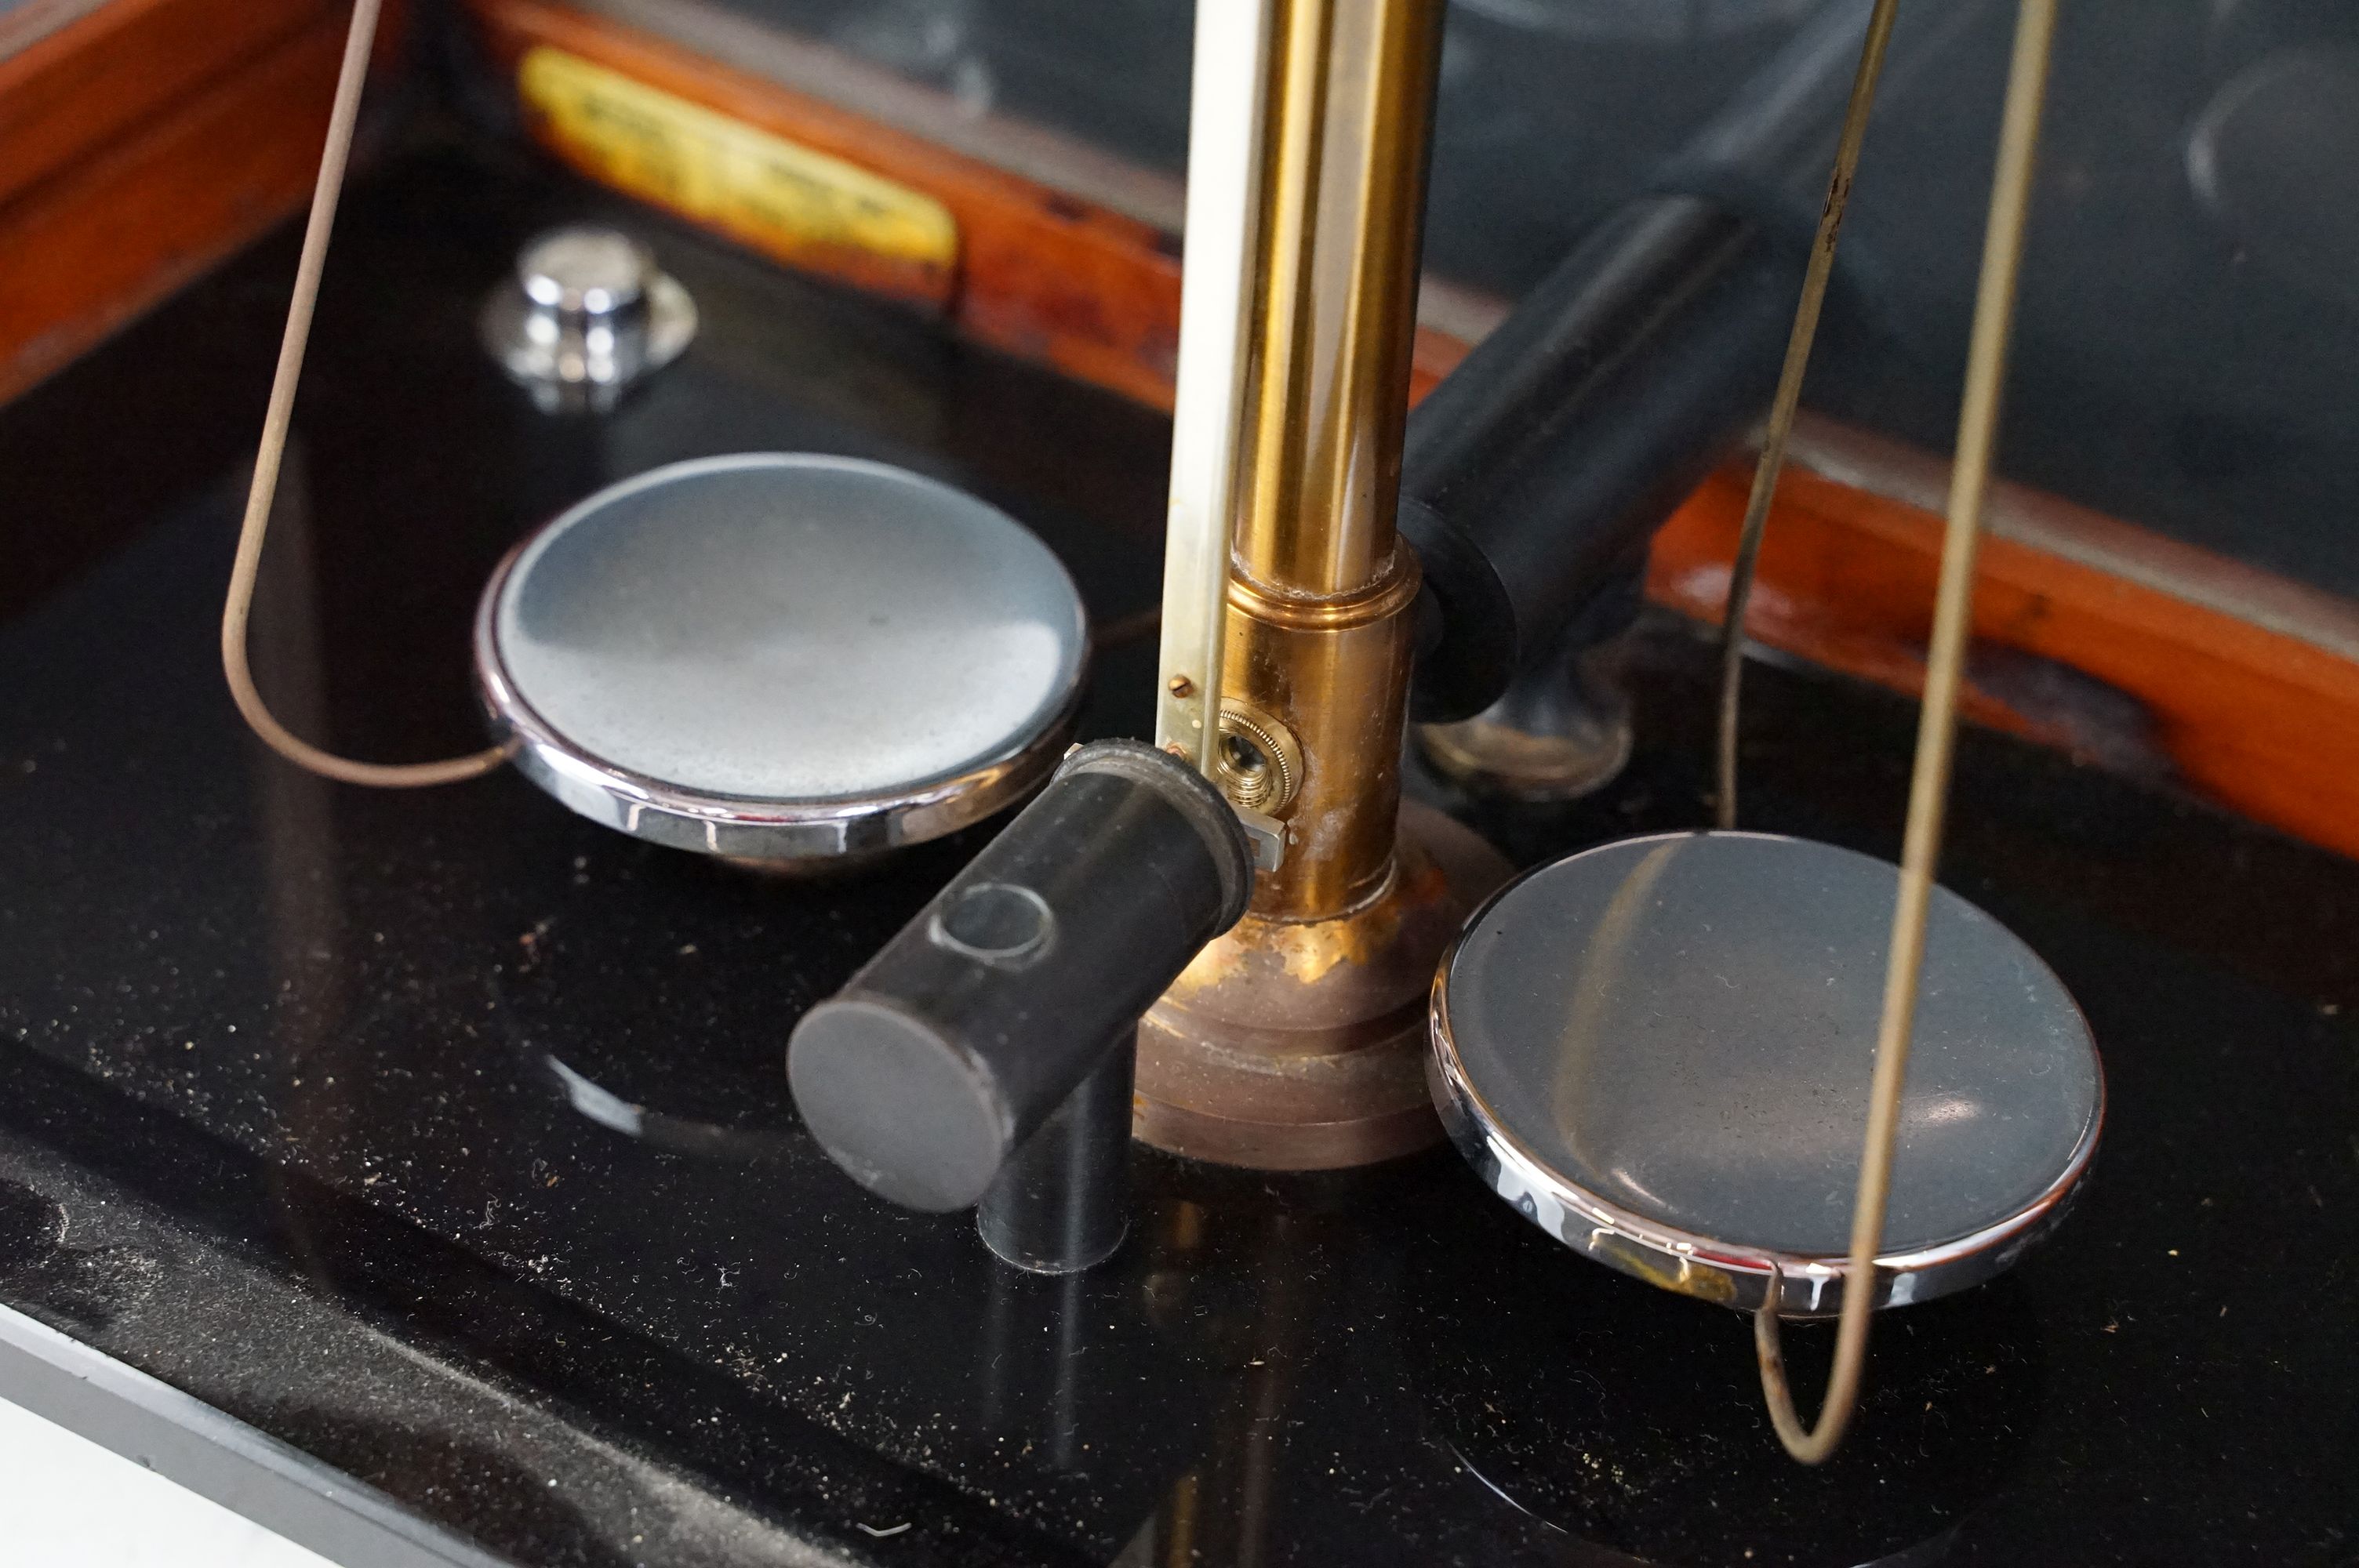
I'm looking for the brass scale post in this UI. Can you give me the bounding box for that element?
[1143,0,1503,1169]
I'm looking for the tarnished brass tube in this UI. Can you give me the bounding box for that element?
[1234,0,1438,599]
[1223,570,1419,916]
[1224,0,1441,920]
[1138,0,1491,1171]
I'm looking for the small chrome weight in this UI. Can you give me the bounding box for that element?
[479,225,697,413]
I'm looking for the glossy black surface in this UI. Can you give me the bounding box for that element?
[3,139,2358,1566]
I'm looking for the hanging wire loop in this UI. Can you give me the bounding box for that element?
[1749,0,2064,1465]
[220,0,511,788]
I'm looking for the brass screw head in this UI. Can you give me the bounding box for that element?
[1212,701,1304,815]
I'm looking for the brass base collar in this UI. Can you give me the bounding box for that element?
[1132,802,1509,1170]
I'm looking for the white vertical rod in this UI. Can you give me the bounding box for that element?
[1155,0,1280,773]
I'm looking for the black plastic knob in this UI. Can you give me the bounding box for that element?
[787,741,1252,1216]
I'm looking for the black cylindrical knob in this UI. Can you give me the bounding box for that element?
[787,741,1252,1213]
[1402,0,2003,721]
[1401,194,1794,720]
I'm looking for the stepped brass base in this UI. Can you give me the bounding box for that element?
[1133,802,1510,1170]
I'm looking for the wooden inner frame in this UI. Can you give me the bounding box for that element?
[0,0,372,403]
[5,0,2356,861]
[1653,426,2359,858]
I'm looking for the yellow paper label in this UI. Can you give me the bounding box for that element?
[517,47,958,270]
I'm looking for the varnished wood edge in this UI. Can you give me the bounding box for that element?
[0,14,346,404]
[0,0,333,209]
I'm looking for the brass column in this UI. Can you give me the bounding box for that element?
[1138,0,1508,1169]
[1223,0,1433,919]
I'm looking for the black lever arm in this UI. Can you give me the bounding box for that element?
[1403,0,1983,720]
[787,741,1252,1270]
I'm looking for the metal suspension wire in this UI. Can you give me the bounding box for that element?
[1747,0,2063,1465]
[220,0,510,787]
[1714,0,1903,832]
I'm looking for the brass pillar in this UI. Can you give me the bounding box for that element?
[1138,0,1509,1169]
[1219,0,1434,919]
